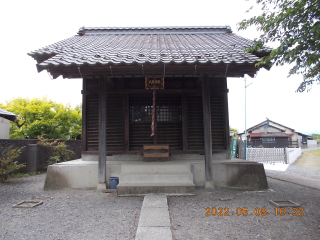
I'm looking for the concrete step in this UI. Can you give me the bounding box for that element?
[119,172,194,183]
[117,163,195,195]
[117,183,195,196]
[120,163,191,174]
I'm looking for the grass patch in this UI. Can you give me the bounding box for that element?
[303,149,320,155]
[8,171,44,179]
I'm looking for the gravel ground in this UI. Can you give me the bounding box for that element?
[168,178,320,240]
[0,174,143,240]
[1,164,320,240]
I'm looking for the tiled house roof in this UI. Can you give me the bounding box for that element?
[28,26,271,78]
[0,108,16,121]
[247,119,295,132]
[29,26,270,67]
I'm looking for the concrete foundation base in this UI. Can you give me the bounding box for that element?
[205,181,215,189]
[43,156,268,192]
[212,159,269,189]
[44,160,98,190]
[97,182,107,190]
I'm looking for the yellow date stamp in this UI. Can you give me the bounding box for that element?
[205,207,304,216]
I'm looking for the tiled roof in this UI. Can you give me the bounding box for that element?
[28,26,271,69]
[247,119,295,132]
[0,108,16,121]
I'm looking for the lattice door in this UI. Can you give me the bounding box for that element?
[129,95,182,150]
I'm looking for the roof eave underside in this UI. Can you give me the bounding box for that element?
[0,109,17,122]
[38,62,261,79]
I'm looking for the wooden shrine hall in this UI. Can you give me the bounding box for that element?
[29,26,270,194]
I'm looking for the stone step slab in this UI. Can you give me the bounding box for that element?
[119,172,194,183]
[120,163,191,173]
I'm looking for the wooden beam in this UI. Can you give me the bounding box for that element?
[98,76,107,184]
[202,75,214,188]
[81,78,87,152]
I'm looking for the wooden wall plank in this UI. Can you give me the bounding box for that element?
[181,94,188,151]
[81,78,87,152]
[106,95,124,151]
[187,95,204,150]
[223,77,231,158]
[124,94,129,151]
[84,77,228,156]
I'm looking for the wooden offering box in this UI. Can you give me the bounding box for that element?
[143,145,169,162]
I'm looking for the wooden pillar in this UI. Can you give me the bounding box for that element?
[124,94,129,152]
[202,75,214,188]
[181,94,188,151]
[98,76,107,189]
[81,78,87,152]
[223,77,231,159]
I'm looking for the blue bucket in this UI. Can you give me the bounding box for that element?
[109,177,119,189]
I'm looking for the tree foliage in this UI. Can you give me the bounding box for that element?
[230,127,239,139]
[238,0,320,92]
[37,139,74,166]
[312,133,320,142]
[0,147,25,183]
[0,97,82,139]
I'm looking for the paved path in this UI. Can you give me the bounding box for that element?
[264,149,320,190]
[135,195,172,240]
[301,147,320,152]
[266,171,320,190]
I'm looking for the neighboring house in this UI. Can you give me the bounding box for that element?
[296,132,314,144]
[28,26,271,192]
[0,108,16,139]
[240,119,299,148]
[296,132,316,148]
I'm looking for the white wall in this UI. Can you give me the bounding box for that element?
[307,140,318,147]
[286,148,302,164]
[298,135,302,147]
[0,117,10,139]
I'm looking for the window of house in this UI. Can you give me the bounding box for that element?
[262,137,275,143]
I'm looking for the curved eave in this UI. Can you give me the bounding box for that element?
[28,52,60,64]
[41,60,261,79]
[0,114,16,122]
[37,59,260,71]
[252,50,272,58]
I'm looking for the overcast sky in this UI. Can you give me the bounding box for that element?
[1,0,319,134]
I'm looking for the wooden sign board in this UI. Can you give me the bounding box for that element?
[145,77,165,89]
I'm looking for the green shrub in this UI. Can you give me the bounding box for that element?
[37,139,74,166]
[0,147,25,183]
